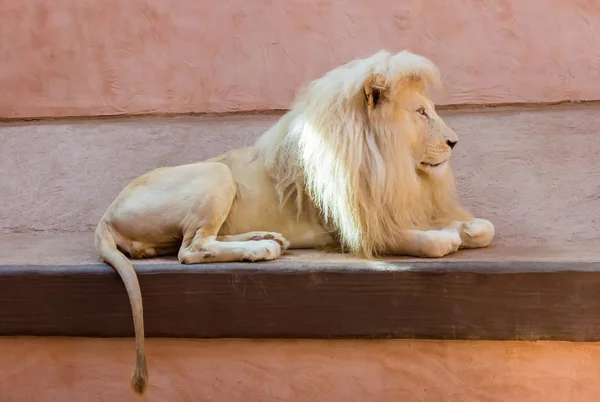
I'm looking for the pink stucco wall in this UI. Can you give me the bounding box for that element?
[2,0,600,118]
[2,338,600,401]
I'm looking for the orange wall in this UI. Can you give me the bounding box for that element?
[2,0,600,118]
[1,338,599,401]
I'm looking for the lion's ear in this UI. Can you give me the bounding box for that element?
[364,74,388,110]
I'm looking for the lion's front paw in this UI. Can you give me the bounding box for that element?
[420,230,462,258]
[461,218,495,249]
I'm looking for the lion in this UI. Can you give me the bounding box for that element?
[94,49,495,393]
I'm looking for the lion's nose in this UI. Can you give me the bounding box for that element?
[446,140,457,149]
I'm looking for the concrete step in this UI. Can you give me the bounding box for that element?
[1,104,599,340]
[1,233,599,340]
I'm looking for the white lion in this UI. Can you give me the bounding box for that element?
[95,49,494,393]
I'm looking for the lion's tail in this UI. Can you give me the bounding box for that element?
[94,220,148,394]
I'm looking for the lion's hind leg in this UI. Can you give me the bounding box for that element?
[179,236,283,264]
[176,186,287,264]
[218,231,290,250]
[178,227,285,264]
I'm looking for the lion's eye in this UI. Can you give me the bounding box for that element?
[417,107,428,117]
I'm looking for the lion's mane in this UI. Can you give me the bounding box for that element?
[256,50,470,257]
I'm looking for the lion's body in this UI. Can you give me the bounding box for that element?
[103,148,333,258]
[95,50,495,394]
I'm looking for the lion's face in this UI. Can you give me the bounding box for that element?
[365,75,458,176]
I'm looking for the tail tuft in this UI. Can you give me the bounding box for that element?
[131,341,148,393]
[131,364,148,394]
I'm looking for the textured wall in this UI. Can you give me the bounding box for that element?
[1,0,600,118]
[1,338,600,401]
[2,106,600,241]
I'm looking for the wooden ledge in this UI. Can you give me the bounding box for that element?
[0,234,599,341]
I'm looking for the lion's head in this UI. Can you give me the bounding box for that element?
[257,50,471,257]
[363,60,458,177]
